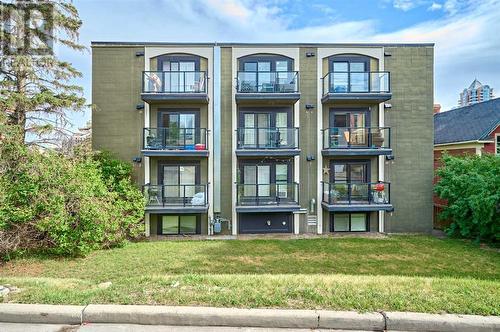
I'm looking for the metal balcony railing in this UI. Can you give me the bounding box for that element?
[236,182,299,206]
[143,184,209,208]
[236,127,299,149]
[143,127,208,151]
[142,71,207,93]
[236,71,299,93]
[321,181,391,205]
[322,71,390,95]
[321,127,391,149]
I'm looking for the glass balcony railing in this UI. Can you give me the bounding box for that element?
[322,127,391,149]
[236,71,299,93]
[143,184,209,208]
[236,182,299,206]
[322,71,390,95]
[321,181,391,205]
[142,71,207,93]
[236,127,299,149]
[143,127,208,151]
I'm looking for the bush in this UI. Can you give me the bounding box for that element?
[435,154,500,244]
[0,126,145,258]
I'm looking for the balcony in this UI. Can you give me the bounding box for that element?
[321,127,392,156]
[144,184,209,213]
[236,182,300,212]
[235,71,300,103]
[236,127,300,156]
[321,71,391,103]
[321,181,393,212]
[141,71,208,103]
[142,128,209,157]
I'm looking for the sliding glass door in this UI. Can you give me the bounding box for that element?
[163,60,196,92]
[329,109,369,148]
[241,161,291,199]
[158,110,198,148]
[239,108,291,148]
[160,164,198,204]
[330,160,369,203]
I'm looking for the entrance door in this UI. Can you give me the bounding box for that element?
[330,161,369,203]
[239,213,292,233]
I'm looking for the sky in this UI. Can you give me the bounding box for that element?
[64,0,500,129]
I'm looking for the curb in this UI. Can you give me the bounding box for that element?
[0,304,499,331]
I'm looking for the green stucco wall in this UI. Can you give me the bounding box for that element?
[92,46,144,184]
[384,46,434,233]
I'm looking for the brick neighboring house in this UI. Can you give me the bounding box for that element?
[92,42,434,236]
[433,98,500,228]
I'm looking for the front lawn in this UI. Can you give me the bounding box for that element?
[1,235,499,315]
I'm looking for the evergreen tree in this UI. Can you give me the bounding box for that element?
[0,0,86,147]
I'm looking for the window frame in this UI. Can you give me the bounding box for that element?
[157,214,201,235]
[157,54,201,71]
[331,212,370,232]
[238,54,294,72]
[496,133,500,155]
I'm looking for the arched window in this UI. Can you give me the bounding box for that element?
[328,55,371,93]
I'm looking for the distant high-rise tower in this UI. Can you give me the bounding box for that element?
[459,79,494,107]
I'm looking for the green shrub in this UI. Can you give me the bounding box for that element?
[435,154,500,244]
[0,127,145,258]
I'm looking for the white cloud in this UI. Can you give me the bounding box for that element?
[428,2,443,11]
[393,0,420,11]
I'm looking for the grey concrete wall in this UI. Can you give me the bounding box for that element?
[384,46,434,233]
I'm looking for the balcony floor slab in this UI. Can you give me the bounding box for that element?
[321,202,393,212]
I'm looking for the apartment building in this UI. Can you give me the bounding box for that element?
[92,42,434,236]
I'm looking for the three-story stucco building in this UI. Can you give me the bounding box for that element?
[92,42,434,236]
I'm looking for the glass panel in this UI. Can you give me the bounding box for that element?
[180,62,195,92]
[243,114,256,146]
[276,61,288,72]
[332,73,348,92]
[276,112,288,146]
[333,113,348,127]
[333,164,347,182]
[258,62,271,71]
[350,62,365,72]
[163,61,171,71]
[243,165,256,196]
[163,166,179,199]
[257,165,270,196]
[349,164,366,183]
[179,215,197,234]
[350,213,367,231]
[179,114,195,146]
[257,113,270,147]
[350,72,369,92]
[334,214,349,232]
[276,164,288,198]
[162,215,179,235]
[244,62,257,71]
[180,166,196,197]
[333,62,348,72]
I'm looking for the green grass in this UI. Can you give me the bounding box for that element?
[1,235,499,315]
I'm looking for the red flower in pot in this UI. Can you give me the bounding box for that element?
[374,183,385,192]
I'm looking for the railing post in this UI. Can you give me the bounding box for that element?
[162,72,165,93]
[183,185,186,207]
[348,183,352,204]
[162,186,165,207]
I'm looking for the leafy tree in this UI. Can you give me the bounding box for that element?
[435,154,500,244]
[0,0,86,147]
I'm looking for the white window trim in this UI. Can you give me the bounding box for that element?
[495,133,500,155]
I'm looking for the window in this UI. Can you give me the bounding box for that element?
[332,213,368,232]
[238,108,292,148]
[159,162,201,205]
[160,215,198,235]
[331,160,370,203]
[240,160,292,198]
[158,110,199,148]
[329,109,369,148]
[329,56,370,93]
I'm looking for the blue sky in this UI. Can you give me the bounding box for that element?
[65,0,500,129]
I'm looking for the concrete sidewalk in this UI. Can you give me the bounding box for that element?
[0,304,499,331]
